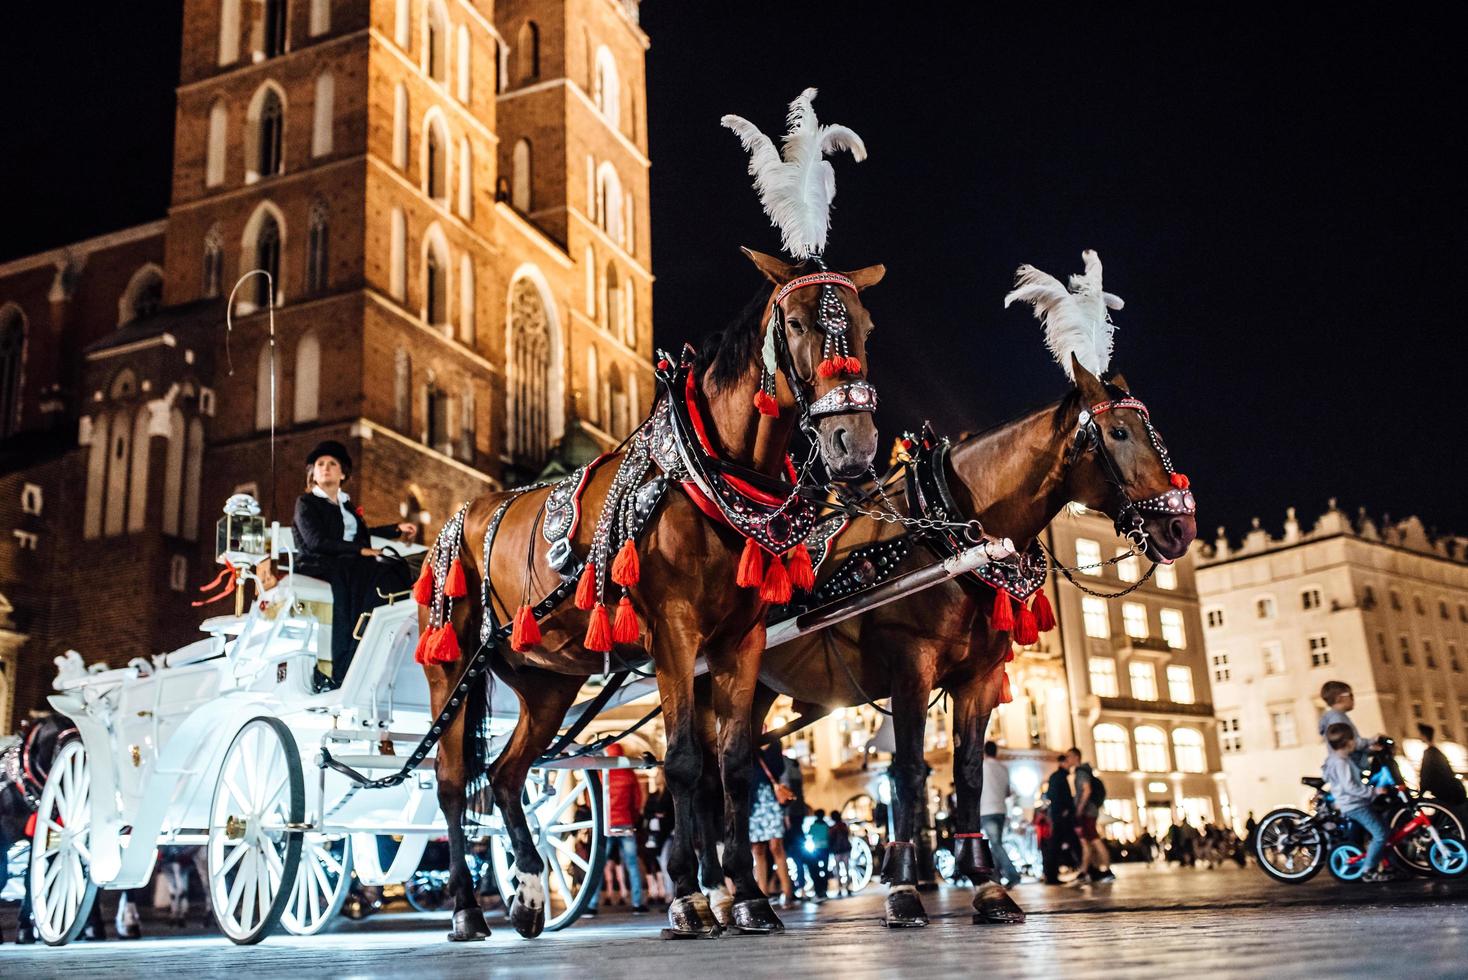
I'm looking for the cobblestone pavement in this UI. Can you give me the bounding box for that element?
[2,865,1465,979]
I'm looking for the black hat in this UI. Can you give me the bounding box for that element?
[306,440,353,477]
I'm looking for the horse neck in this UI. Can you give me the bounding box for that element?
[698,346,798,478]
[945,393,1082,547]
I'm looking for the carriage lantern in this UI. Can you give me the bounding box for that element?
[215,493,268,568]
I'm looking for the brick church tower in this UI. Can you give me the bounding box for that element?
[0,0,651,731]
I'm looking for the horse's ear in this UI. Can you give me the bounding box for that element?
[740,247,800,286]
[1107,371,1131,394]
[1071,353,1108,404]
[846,264,886,291]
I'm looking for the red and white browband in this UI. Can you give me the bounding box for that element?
[1088,396,1149,420]
[773,271,857,305]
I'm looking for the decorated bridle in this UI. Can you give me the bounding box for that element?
[755,266,878,425]
[1069,388,1196,556]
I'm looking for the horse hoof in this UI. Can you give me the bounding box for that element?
[972,880,1026,925]
[509,897,545,939]
[881,886,929,928]
[704,885,734,928]
[731,897,785,934]
[447,908,491,942]
[665,895,720,938]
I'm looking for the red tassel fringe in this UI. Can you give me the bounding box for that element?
[575,563,598,610]
[612,596,640,644]
[991,589,1015,632]
[786,544,815,591]
[1170,472,1191,490]
[611,538,640,588]
[760,555,792,604]
[843,355,861,375]
[444,558,467,598]
[1014,602,1039,645]
[818,357,843,378]
[418,623,460,665]
[584,603,613,652]
[1032,588,1056,632]
[753,390,779,417]
[736,538,765,589]
[413,629,433,664]
[412,562,434,606]
[511,604,542,652]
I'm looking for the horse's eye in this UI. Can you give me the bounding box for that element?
[786,317,806,334]
[1110,426,1129,441]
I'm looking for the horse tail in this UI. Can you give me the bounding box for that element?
[462,663,495,826]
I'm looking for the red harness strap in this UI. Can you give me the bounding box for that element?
[680,370,799,525]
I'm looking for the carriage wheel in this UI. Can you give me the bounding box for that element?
[489,767,605,931]
[280,834,351,935]
[207,717,304,944]
[29,739,99,946]
[845,835,874,893]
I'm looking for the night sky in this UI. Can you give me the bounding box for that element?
[4,4,1463,542]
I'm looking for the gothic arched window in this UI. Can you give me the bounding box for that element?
[517,21,540,83]
[206,99,228,187]
[119,265,164,325]
[424,231,449,326]
[604,260,620,338]
[253,211,282,308]
[307,200,329,294]
[294,330,321,423]
[508,278,550,462]
[424,114,447,201]
[312,71,334,157]
[594,46,620,129]
[393,347,412,431]
[202,226,225,298]
[426,0,448,82]
[257,86,284,178]
[511,139,531,212]
[263,0,287,58]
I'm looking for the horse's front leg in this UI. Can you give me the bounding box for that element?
[429,659,492,942]
[951,667,1025,924]
[879,642,936,928]
[691,686,733,928]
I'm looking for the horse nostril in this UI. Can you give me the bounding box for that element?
[1168,517,1186,542]
[832,427,850,456]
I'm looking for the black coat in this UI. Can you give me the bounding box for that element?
[292,492,399,570]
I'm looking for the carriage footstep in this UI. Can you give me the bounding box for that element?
[971,881,1026,925]
[447,908,492,942]
[730,897,785,934]
[880,886,929,928]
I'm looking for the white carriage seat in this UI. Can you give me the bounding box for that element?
[162,635,226,669]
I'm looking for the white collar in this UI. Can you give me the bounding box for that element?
[312,485,351,506]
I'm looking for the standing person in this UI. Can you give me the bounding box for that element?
[1417,724,1468,827]
[1042,754,1075,885]
[803,809,831,902]
[1323,722,1392,880]
[1067,747,1115,882]
[641,769,675,907]
[782,754,809,897]
[980,741,1021,888]
[292,441,418,687]
[828,812,853,895]
[588,743,647,914]
[750,739,795,905]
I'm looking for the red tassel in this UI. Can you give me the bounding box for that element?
[1000,668,1014,704]
[412,562,434,606]
[818,357,843,378]
[611,538,640,588]
[1170,472,1191,490]
[1032,588,1056,632]
[843,355,861,375]
[753,389,779,417]
[736,538,765,589]
[991,589,1015,631]
[786,544,815,591]
[444,558,467,598]
[760,555,792,604]
[612,596,641,644]
[429,623,461,664]
[584,603,613,652]
[575,563,598,610]
[1014,601,1039,645]
[511,604,541,651]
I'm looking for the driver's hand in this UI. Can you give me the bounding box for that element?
[397,522,418,541]
[361,547,382,557]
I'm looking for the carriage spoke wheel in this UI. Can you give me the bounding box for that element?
[490,767,605,931]
[281,834,351,935]
[29,739,99,946]
[846,836,874,892]
[208,717,304,944]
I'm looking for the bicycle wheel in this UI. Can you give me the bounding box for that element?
[1327,844,1365,881]
[1389,802,1465,874]
[1253,807,1325,883]
[1428,837,1468,876]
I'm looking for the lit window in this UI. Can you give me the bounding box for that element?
[1166,665,1195,703]
[1129,662,1159,701]
[1160,608,1187,649]
[1122,602,1149,639]
[1172,728,1205,773]
[1154,562,1177,590]
[1082,596,1110,639]
[1309,634,1332,668]
[1271,709,1298,748]
[1089,657,1119,697]
[1205,607,1225,629]
[1116,548,1139,583]
[1255,595,1276,619]
[1135,726,1169,772]
[1211,650,1231,683]
[1218,716,1242,753]
[1262,640,1285,675]
[1075,538,1103,575]
[1301,587,1322,610]
[1093,723,1131,771]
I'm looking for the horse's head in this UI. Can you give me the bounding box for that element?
[1064,354,1197,562]
[743,248,884,479]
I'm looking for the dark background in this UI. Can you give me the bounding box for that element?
[3,4,1463,541]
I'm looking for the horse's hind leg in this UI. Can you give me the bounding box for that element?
[432,671,492,941]
[490,669,586,939]
[951,667,1025,924]
[691,681,732,928]
[879,648,936,928]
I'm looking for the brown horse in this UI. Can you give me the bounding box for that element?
[717,355,1197,927]
[421,248,885,941]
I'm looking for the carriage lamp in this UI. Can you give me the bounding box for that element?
[216,493,268,568]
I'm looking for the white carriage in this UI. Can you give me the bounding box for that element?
[29,496,611,946]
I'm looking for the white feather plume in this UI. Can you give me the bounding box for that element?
[1004,249,1124,381]
[721,88,867,260]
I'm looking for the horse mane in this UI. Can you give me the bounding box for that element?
[954,387,1082,450]
[695,281,777,390]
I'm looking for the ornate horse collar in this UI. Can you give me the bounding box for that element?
[1068,385,1196,557]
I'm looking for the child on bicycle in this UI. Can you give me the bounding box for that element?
[1323,722,1390,881]
[1318,681,1380,771]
